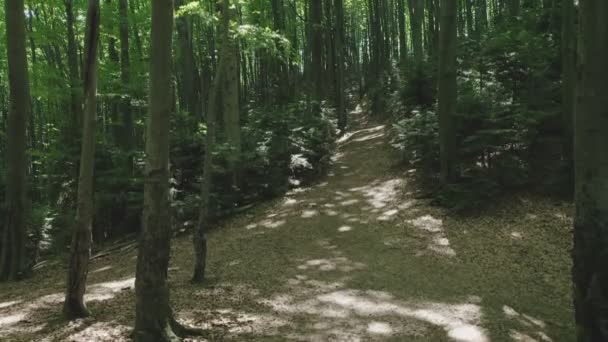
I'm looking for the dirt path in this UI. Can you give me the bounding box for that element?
[0,107,575,341]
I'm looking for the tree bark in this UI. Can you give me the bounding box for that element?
[438,0,457,184]
[63,0,101,319]
[119,0,134,160]
[1,0,31,281]
[134,0,180,339]
[221,0,242,187]
[573,1,608,341]
[334,0,347,133]
[561,0,575,178]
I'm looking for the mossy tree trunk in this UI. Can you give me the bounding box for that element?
[63,0,101,319]
[1,0,31,281]
[573,1,608,341]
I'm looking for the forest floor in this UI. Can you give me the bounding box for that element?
[0,105,575,341]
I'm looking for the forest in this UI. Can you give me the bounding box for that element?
[0,0,606,341]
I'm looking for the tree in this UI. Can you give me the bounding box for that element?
[409,0,425,65]
[63,0,101,319]
[334,0,347,133]
[221,0,241,187]
[438,0,457,183]
[561,0,575,176]
[133,0,187,339]
[118,0,134,162]
[1,0,32,281]
[572,1,608,341]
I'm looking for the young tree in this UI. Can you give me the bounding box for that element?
[438,0,458,183]
[572,1,608,341]
[1,0,32,281]
[63,0,101,319]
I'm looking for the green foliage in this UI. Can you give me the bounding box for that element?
[389,5,564,211]
[169,102,335,224]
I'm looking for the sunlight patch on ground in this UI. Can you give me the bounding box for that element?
[338,225,353,232]
[350,178,403,210]
[0,300,22,310]
[367,321,393,335]
[62,321,131,342]
[86,277,135,302]
[503,305,552,341]
[408,215,456,257]
[353,132,385,142]
[297,257,366,273]
[301,210,320,218]
[263,286,488,342]
[90,265,114,274]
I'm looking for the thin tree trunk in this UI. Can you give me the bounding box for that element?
[63,0,101,318]
[119,0,134,161]
[221,0,241,187]
[561,0,575,178]
[438,0,457,183]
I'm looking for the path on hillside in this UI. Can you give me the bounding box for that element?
[0,105,574,341]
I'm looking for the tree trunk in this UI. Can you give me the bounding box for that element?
[64,0,82,149]
[409,0,425,65]
[1,0,31,281]
[310,0,324,106]
[221,0,242,187]
[397,0,408,67]
[334,0,347,133]
[63,0,101,319]
[134,0,181,339]
[573,1,608,341]
[175,0,199,117]
[438,0,457,183]
[192,34,226,285]
[561,0,575,179]
[118,0,134,161]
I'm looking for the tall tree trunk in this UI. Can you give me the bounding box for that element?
[175,0,199,117]
[134,0,181,339]
[192,26,226,284]
[409,0,425,65]
[465,0,474,36]
[310,0,324,106]
[397,0,408,67]
[63,0,100,318]
[221,0,241,187]
[1,0,31,281]
[64,0,82,150]
[475,0,488,36]
[334,0,347,133]
[118,0,134,161]
[561,0,575,179]
[438,0,457,183]
[573,1,608,341]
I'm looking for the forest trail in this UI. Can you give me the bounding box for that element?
[0,106,574,341]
